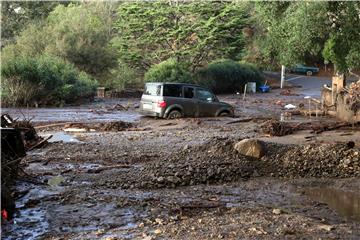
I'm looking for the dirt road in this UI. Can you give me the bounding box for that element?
[2,92,360,239]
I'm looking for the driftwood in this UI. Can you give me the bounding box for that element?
[261,119,358,136]
[34,122,72,129]
[226,117,272,125]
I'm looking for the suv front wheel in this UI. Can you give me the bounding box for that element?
[167,110,182,119]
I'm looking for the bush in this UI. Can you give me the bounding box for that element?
[106,62,142,91]
[144,59,193,83]
[195,59,264,93]
[1,55,98,106]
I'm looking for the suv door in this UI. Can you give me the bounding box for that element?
[195,88,220,117]
[182,86,198,117]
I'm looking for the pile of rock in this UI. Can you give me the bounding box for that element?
[263,142,360,178]
[96,138,359,190]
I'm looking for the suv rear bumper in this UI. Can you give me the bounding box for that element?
[138,109,164,118]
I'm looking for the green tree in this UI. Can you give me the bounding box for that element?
[0,1,69,46]
[45,3,117,78]
[144,59,192,83]
[322,2,360,72]
[113,0,248,73]
[1,2,118,80]
[246,2,360,73]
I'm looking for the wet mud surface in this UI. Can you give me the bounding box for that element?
[2,95,360,239]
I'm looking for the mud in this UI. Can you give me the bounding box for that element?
[2,94,360,239]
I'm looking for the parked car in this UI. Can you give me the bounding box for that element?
[139,82,234,119]
[289,64,319,76]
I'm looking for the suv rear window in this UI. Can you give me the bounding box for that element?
[163,84,182,97]
[144,84,161,96]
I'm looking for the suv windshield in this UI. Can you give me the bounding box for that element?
[144,84,161,96]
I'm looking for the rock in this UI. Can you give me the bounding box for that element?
[154,229,162,234]
[156,177,164,182]
[318,224,335,231]
[272,208,282,215]
[155,218,163,225]
[234,139,265,158]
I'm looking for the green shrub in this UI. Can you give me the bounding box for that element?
[144,59,193,83]
[1,55,97,106]
[106,62,142,91]
[195,59,264,93]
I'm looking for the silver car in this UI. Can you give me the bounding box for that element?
[139,82,234,119]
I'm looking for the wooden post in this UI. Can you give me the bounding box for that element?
[281,65,285,89]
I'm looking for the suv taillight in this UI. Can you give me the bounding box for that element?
[157,100,167,108]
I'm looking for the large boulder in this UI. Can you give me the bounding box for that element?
[234,139,265,158]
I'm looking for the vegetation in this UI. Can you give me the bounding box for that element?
[195,60,264,93]
[106,62,141,91]
[1,55,97,106]
[144,59,192,83]
[1,1,359,106]
[245,1,360,73]
[112,1,248,73]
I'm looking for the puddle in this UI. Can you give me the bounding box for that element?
[1,182,62,240]
[47,132,81,143]
[303,187,360,222]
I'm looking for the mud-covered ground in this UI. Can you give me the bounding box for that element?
[2,89,360,239]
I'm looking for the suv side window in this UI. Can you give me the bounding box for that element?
[196,88,214,102]
[163,84,182,97]
[184,86,194,98]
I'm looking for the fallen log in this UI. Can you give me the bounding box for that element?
[261,119,359,136]
[226,117,271,125]
[27,135,52,151]
[34,122,73,130]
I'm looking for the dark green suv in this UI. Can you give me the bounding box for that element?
[139,83,234,119]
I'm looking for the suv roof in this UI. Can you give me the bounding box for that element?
[145,82,204,88]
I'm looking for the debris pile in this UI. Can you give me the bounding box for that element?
[263,142,360,178]
[260,119,358,136]
[1,114,48,150]
[100,121,133,131]
[93,138,359,190]
[63,121,134,132]
[1,114,49,219]
[260,119,294,136]
[345,80,360,114]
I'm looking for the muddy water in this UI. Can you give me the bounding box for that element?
[1,182,61,240]
[303,187,360,222]
[1,107,141,123]
[47,132,81,143]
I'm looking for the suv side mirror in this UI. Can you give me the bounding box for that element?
[206,97,213,102]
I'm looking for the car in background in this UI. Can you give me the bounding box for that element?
[139,82,234,119]
[289,64,319,76]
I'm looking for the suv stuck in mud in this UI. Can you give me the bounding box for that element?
[139,82,234,119]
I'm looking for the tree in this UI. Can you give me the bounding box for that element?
[246,2,360,73]
[112,0,248,73]
[144,59,192,83]
[322,2,360,72]
[1,2,118,80]
[0,1,69,46]
[45,3,117,78]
